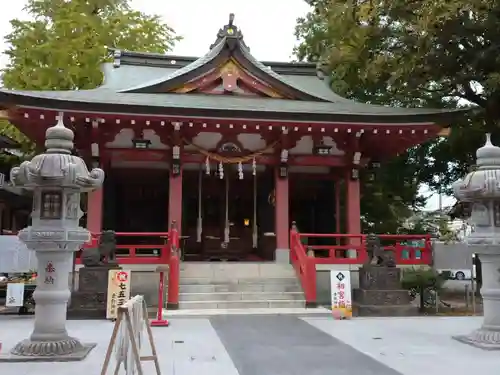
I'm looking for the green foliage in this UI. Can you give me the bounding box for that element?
[0,0,180,152]
[361,151,424,233]
[295,0,500,231]
[401,267,449,291]
[402,267,450,310]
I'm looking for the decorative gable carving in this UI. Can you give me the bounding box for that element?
[172,60,287,98]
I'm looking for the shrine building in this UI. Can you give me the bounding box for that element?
[0,16,460,263]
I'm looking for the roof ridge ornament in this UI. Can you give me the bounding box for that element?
[210,13,246,50]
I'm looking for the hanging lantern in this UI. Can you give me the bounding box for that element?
[279,149,289,179]
[171,145,181,176]
[252,157,256,176]
[218,161,224,179]
[205,156,210,175]
[238,162,243,180]
[351,168,359,180]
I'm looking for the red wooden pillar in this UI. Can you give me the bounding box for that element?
[345,170,361,258]
[168,122,183,234]
[87,189,103,234]
[168,170,183,235]
[275,168,290,263]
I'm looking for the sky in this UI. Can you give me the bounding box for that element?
[0,0,454,210]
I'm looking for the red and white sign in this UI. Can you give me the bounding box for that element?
[106,270,132,319]
[116,271,129,283]
[330,270,352,319]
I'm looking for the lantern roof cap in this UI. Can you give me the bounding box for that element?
[476,133,500,167]
[44,112,74,154]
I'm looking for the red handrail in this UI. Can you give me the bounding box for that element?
[290,223,317,306]
[289,227,433,305]
[167,221,180,309]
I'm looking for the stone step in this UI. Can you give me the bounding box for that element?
[179,277,299,285]
[178,299,305,310]
[179,263,296,279]
[354,304,419,317]
[176,262,303,310]
[179,291,304,302]
[179,282,302,293]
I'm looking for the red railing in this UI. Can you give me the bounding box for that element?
[77,222,181,308]
[290,224,317,306]
[297,233,432,265]
[289,224,433,306]
[78,232,172,265]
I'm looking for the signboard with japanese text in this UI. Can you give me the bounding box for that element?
[6,283,25,307]
[330,270,352,319]
[106,270,131,319]
[0,236,36,273]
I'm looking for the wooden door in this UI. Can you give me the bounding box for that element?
[201,176,225,257]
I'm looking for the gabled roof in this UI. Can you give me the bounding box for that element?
[0,14,466,125]
[100,51,363,103]
[115,15,328,101]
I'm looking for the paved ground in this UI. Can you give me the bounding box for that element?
[0,315,498,375]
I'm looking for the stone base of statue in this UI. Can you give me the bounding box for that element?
[353,265,417,316]
[452,244,500,350]
[67,264,121,319]
[0,338,96,362]
[453,329,500,350]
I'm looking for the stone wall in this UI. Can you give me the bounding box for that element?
[71,268,160,306]
[433,241,474,270]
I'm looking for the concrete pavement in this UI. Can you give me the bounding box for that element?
[0,315,497,375]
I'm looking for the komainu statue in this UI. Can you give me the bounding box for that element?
[81,230,117,267]
[365,234,396,267]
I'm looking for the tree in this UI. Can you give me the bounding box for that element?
[1,0,180,153]
[295,0,497,231]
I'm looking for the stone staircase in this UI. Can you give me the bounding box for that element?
[178,262,305,309]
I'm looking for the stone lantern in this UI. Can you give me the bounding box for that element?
[7,113,104,360]
[452,133,500,350]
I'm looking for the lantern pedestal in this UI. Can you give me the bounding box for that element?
[453,245,500,350]
[1,233,98,361]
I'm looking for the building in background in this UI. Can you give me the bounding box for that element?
[0,16,462,262]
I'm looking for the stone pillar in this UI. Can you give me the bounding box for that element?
[26,252,72,342]
[275,167,289,263]
[3,112,104,361]
[452,134,500,350]
[345,170,361,259]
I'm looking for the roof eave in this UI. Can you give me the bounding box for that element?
[0,90,465,125]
